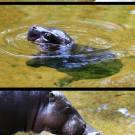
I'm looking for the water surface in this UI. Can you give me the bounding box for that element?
[1,6,135,87]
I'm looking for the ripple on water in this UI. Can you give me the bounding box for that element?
[0,20,128,71]
[0,19,127,58]
[79,19,124,31]
[0,25,37,57]
[0,20,115,58]
[89,37,113,49]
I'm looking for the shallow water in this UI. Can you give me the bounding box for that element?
[1,6,135,87]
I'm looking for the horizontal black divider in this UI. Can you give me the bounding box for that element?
[0,2,135,5]
[0,87,134,91]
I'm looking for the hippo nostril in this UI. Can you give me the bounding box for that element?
[32,26,36,30]
[32,25,38,29]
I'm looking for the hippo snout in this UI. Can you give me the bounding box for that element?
[27,25,41,41]
[27,25,75,53]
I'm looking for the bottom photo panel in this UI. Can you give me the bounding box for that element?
[0,90,135,135]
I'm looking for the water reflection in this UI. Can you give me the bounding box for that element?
[26,47,116,69]
[26,50,122,86]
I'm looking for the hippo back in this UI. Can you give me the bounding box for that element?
[0,91,50,135]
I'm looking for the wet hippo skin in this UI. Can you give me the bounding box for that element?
[0,91,50,135]
[0,91,101,135]
[27,25,75,55]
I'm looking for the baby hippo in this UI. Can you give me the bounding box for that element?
[27,25,75,55]
[34,91,102,135]
[0,91,101,135]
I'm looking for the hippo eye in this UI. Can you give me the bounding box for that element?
[63,106,72,114]
[44,32,51,38]
[49,92,56,102]
[49,92,54,98]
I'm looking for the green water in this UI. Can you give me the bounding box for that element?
[1,6,135,87]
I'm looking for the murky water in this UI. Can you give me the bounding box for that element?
[1,6,135,87]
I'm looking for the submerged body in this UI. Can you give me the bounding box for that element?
[27,25,116,69]
[0,91,101,135]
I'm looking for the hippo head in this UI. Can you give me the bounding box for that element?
[33,91,102,135]
[27,25,61,43]
[27,25,74,53]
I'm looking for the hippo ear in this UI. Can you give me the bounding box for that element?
[49,92,54,98]
[49,92,56,102]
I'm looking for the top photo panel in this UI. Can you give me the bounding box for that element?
[0,0,134,2]
[1,5,135,87]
